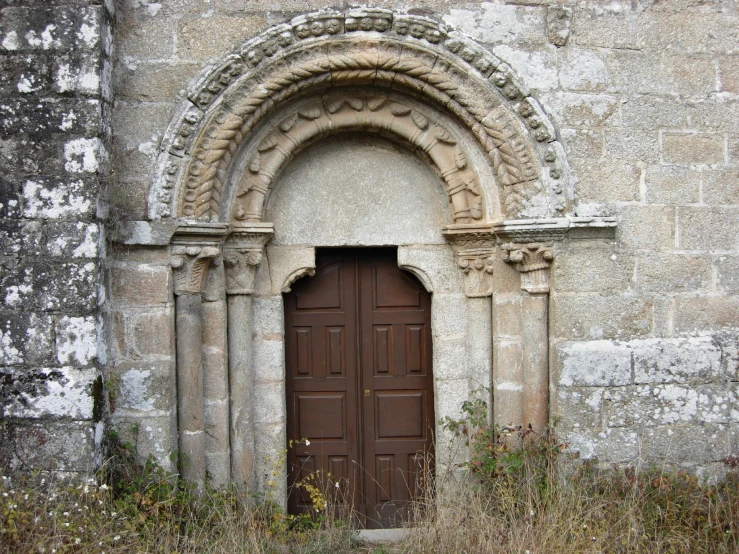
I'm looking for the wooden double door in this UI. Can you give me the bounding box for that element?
[285,248,434,528]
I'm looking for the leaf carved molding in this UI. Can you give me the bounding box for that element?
[231,93,485,224]
[152,9,572,223]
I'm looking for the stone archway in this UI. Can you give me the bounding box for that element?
[156,9,615,496]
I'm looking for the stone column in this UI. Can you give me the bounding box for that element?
[223,223,273,490]
[501,242,554,436]
[170,228,224,487]
[444,225,495,424]
[202,262,230,487]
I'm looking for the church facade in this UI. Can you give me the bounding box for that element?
[1,0,738,502]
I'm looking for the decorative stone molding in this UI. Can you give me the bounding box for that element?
[170,225,228,295]
[501,242,554,294]
[444,223,496,297]
[222,223,274,295]
[151,9,574,223]
[282,267,316,294]
[456,250,495,298]
[231,93,485,224]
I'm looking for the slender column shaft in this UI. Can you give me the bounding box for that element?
[228,294,256,490]
[501,243,554,436]
[202,292,230,487]
[176,293,206,486]
[522,293,549,434]
[467,297,494,423]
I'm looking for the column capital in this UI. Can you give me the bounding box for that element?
[223,222,274,295]
[501,242,554,294]
[456,249,495,297]
[170,225,228,296]
[443,223,496,298]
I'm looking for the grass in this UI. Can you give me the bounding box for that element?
[2,427,738,553]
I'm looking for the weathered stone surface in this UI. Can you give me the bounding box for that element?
[0,312,54,366]
[632,337,722,385]
[717,256,739,293]
[571,158,640,203]
[113,361,174,414]
[3,0,738,485]
[177,16,266,60]
[617,206,675,250]
[110,265,171,306]
[558,47,607,91]
[551,294,653,340]
[663,133,725,165]
[117,14,175,59]
[674,296,739,333]
[621,96,687,130]
[679,208,739,251]
[645,166,700,205]
[606,51,716,96]
[636,252,712,292]
[3,366,96,420]
[541,92,618,127]
[1,420,96,473]
[703,169,739,206]
[604,129,659,163]
[398,245,463,294]
[557,340,632,387]
[267,136,448,247]
[430,294,468,337]
[553,248,633,293]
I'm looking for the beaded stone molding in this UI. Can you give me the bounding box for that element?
[150,9,573,223]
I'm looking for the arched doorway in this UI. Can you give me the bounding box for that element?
[285,248,434,528]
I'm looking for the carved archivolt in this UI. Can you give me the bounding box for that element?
[152,9,572,223]
[231,93,484,224]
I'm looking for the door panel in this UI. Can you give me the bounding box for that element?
[286,248,434,528]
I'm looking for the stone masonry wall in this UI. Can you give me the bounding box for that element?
[109,0,739,474]
[1,0,737,475]
[0,0,112,474]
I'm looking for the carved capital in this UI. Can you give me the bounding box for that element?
[223,249,262,295]
[170,224,228,296]
[223,223,273,295]
[457,249,495,297]
[170,245,222,295]
[501,242,554,294]
[444,223,496,298]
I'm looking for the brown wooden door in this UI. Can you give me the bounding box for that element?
[285,248,434,529]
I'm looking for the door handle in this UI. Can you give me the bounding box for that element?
[364,389,370,397]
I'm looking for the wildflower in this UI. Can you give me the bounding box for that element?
[75,538,81,545]
[111,512,117,517]
[83,485,89,493]
[114,535,121,541]
[99,484,109,491]
[65,523,70,527]
[305,439,311,446]
[63,512,69,516]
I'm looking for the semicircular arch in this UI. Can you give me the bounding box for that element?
[151,9,572,224]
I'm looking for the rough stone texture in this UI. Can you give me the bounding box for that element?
[1,0,738,481]
[0,0,110,475]
[267,136,448,246]
[556,334,739,468]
